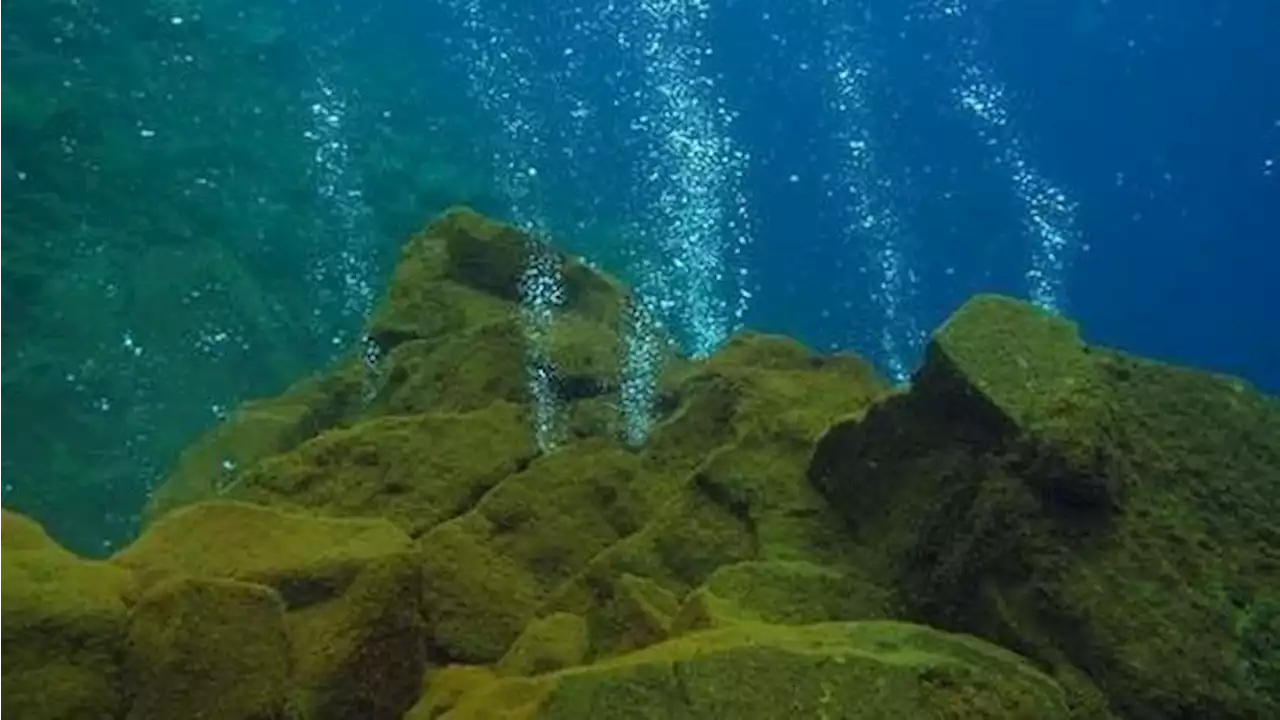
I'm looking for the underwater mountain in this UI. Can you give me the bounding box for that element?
[2,0,1278,717]
[4,210,1278,719]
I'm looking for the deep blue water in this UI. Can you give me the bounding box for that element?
[407,0,1280,389]
[709,0,1279,387]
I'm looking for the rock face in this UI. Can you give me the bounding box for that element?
[1,511,132,720]
[810,294,1280,719]
[428,622,1074,720]
[142,207,658,528]
[114,501,426,720]
[5,214,1277,720]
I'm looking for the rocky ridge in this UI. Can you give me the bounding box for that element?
[3,208,1277,719]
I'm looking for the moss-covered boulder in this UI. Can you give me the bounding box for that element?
[417,440,665,663]
[113,500,425,720]
[406,665,500,720]
[535,334,888,659]
[809,294,1280,718]
[435,621,1073,719]
[366,206,626,366]
[362,208,673,445]
[670,560,895,635]
[411,333,885,666]
[1,510,132,720]
[143,361,369,524]
[370,314,625,418]
[124,577,291,720]
[535,476,758,661]
[496,612,591,677]
[145,207,645,527]
[226,401,536,537]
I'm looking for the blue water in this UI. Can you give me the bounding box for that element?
[724,0,1280,387]
[409,0,1280,389]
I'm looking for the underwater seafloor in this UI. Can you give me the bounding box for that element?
[3,208,1278,719]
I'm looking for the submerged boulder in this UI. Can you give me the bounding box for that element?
[143,361,369,524]
[1,510,133,720]
[412,331,887,665]
[16,209,1274,720]
[670,559,896,634]
[124,577,291,720]
[144,207,655,525]
[229,401,536,537]
[114,500,425,720]
[536,333,888,660]
[809,294,1280,718]
[433,621,1073,719]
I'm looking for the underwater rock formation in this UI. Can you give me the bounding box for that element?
[3,209,1277,719]
[809,294,1280,718]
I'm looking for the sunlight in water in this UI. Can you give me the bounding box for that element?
[823,21,923,384]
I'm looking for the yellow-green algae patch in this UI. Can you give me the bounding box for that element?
[439,621,1071,719]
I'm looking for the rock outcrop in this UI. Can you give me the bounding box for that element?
[810,294,1280,718]
[4,213,1276,720]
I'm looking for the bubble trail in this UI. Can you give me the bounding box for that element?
[305,72,382,398]
[823,21,923,384]
[619,293,664,448]
[925,0,1079,313]
[625,0,753,358]
[608,0,753,444]
[442,0,565,450]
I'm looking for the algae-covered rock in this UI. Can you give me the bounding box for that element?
[588,573,681,657]
[144,207,641,529]
[229,401,536,536]
[670,560,895,635]
[534,333,888,659]
[406,665,499,720]
[1,510,132,720]
[367,207,625,351]
[809,294,1280,718]
[113,500,425,720]
[361,208,635,426]
[417,440,674,663]
[124,577,291,720]
[647,334,885,565]
[373,328,527,416]
[370,315,622,418]
[114,500,411,584]
[537,484,758,660]
[496,612,591,677]
[462,387,832,664]
[439,621,1072,719]
[143,360,369,524]
[35,202,1273,720]
[3,509,56,549]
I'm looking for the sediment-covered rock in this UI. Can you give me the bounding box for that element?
[114,500,426,720]
[432,621,1074,719]
[9,215,1276,720]
[809,293,1280,718]
[1,511,133,720]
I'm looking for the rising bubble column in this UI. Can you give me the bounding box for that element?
[823,14,923,383]
[449,0,565,451]
[928,0,1079,312]
[614,0,754,444]
[306,71,381,400]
